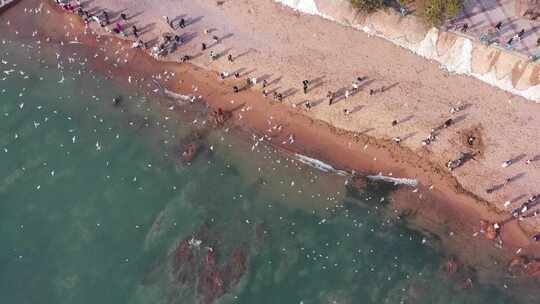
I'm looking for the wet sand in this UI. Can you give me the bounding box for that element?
[3,0,540,272]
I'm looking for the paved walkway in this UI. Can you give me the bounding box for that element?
[450,0,540,58]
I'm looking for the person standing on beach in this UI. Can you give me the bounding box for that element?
[461,23,468,33]
[506,37,514,48]
[302,80,309,94]
[102,11,109,25]
[202,43,207,51]
[114,23,124,35]
[179,18,186,29]
[494,21,502,31]
[227,54,234,63]
[352,81,359,92]
[132,25,138,38]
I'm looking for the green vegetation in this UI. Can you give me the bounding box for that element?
[349,0,386,13]
[349,0,463,27]
[416,0,463,27]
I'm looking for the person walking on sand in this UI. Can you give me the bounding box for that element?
[327,91,334,105]
[202,43,207,51]
[179,18,186,29]
[506,37,514,48]
[120,13,128,21]
[494,21,502,31]
[461,23,468,33]
[132,25,138,38]
[262,79,268,88]
[164,16,173,29]
[518,28,526,40]
[227,54,234,63]
[345,90,350,99]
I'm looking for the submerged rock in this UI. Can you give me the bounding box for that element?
[182,142,199,163]
[164,224,252,303]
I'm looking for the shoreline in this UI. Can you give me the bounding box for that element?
[4,0,540,274]
[41,0,540,256]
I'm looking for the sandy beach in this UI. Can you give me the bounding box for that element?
[4,0,540,272]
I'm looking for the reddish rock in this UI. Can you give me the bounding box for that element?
[444,257,459,274]
[182,142,199,163]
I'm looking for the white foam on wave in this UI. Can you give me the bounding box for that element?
[294,153,348,176]
[367,174,417,187]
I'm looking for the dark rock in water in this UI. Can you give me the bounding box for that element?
[172,239,195,284]
[182,142,199,163]
[444,256,459,274]
[209,108,230,127]
[198,248,225,304]
[113,96,122,106]
[223,246,247,286]
[508,255,540,278]
[165,224,252,304]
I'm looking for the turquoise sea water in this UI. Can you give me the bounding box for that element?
[0,8,527,304]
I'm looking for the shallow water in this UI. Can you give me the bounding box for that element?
[0,6,527,304]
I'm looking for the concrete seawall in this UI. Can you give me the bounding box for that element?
[0,0,20,13]
[275,0,540,102]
